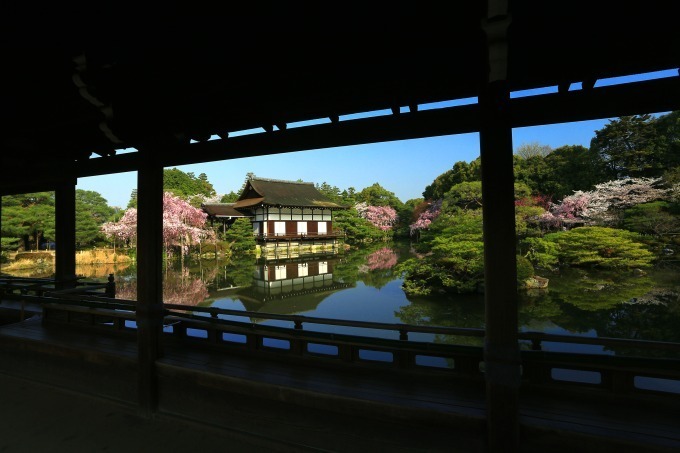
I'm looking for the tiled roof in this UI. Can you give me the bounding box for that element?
[234,178,347,209]
[201,203,251,218]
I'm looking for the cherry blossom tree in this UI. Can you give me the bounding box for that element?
[354,202,398,231]
[540,177,671,227]
[101,192,215,258]
[101,208,137,252]
[162,192,214,256]
[409,199,442,236]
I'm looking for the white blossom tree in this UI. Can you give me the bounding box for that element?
[541,177,671,227]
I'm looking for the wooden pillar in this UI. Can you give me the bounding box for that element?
[0,195,3,274]
[480,2,519,449]
[54,180,77,288]
[136,150,165,415]
[480,81,521,451]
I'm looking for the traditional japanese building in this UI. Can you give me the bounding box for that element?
[202,177,348,257]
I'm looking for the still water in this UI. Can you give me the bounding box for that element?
[107,242,680,356]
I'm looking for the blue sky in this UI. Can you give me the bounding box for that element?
[77,69,677,208]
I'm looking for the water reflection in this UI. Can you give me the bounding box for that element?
[16,242,674,349]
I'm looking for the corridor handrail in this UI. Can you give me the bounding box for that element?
[163,303,485,339]
[163,303,680,351]
[518,331,680,352]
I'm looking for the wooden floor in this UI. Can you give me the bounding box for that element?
[1,312,679,452]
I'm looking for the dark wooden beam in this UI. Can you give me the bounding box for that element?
[511,76,680,128]
[157,104,482,168]
[8,75,674,186]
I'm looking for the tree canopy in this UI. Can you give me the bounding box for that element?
[590,114,665,178]
[1,192,55,251]
[515,141,553,159]
[75,190,116,248]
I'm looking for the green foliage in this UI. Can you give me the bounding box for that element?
[1,192,55,251]
[340,187,358,206]
[164,168,216,199]
[622,201,680,236]
[199,241,232,258]
[513,154,552,195]
[590,114,665,178]
[223,218,256,253]
[398,210,484,294]
[515,204,545,238]
[220,191,240,203]
[443,181,483,210]
[423,158,481,200]
[515,142,552,159]
[663,166,680,187]
[315,182,344,204]
[519,237,560,269]
[548,268,655,311]
[543,145,607,199]
[393,198,423,238]
[1,236,20,251]
[1,237,20,263]
[396,258,453,296]
[332,208,385,244]
[654,110,680,171]
[545,227,655,268]
[356,182,403,208]
[441,181,531,212]
[398,252,535,296]
[127,189,138,209]
[516,254,535,283]
[75,189,115,249]
[221,253,258,288]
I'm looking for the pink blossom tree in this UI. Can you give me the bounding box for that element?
[101,208,138,252]
[162,192,214,256]
[409,199,442,236]
[354,202,398,231]
[101,192,215,258]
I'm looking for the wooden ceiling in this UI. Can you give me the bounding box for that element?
[1,2,678,193]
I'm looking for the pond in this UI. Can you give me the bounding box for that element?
[104,241,680,357]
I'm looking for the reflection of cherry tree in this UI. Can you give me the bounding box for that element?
[113,267,209,306]
[357,246,401,290]
[162,267,210,306]
[113,279,137,301]
[359,247,398,272]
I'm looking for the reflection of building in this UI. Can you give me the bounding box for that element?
[249,257,352,304]
[203,178,348,258]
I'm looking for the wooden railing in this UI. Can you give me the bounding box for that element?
[0,275,115,298]
[1,276,116,321]
[160,304,680,400]
[2,285,679,399]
